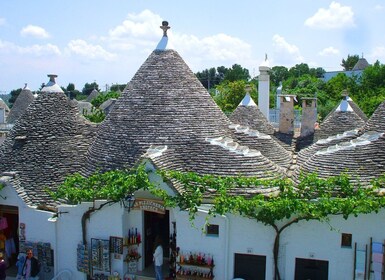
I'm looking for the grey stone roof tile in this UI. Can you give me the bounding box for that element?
[6,88,35,124]
[85,50,284,195]
[0,92,98,208]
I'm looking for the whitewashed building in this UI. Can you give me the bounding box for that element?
[1,22,385,280]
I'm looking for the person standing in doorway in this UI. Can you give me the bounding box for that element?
[153,235,163,280]
[22,249,40,279]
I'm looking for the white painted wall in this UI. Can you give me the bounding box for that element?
[174,208,385,280]
[4,174,385,280]
[0,182,56,280]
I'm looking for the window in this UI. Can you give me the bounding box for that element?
[341,233,352,247]
[206,224,219,236]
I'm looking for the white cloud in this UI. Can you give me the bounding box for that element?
[0,18,5,26]
[104,9,254,71]
[0,39,60,56]
[20,25,50,39]
[272,34,304,65]
[374,5,384,11]
[172,33,252,61]
[18,43,61,56]
[305,2,355,29]
[109,9,161,39]
[67,39,116,61]
[319,46,340,56]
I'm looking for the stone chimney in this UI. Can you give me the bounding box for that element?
[279,94,296,134]
[258,59,270,120]
[300,97,317,137]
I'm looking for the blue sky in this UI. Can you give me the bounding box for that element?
[1,0,384,93]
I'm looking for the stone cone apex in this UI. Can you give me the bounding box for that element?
[6,84,35,124]
[315,96,366,141]
[41,74,64,93]
[85,49,283,188]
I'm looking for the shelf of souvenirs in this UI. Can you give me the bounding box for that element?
[176,251,215,268]
[124,228,142,246]
[176,270,214,280]
[124,241,141,246]
[176,262,215,269]
[124,250,141,262]
[124,255,141,262]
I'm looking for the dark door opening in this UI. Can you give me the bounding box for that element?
[144,210,169,267]
[295,257,329,280]
[0,205,19,269]
[234,253,266,280]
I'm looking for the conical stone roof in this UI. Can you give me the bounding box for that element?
[0,92,98,208]
[85,50,283,191]
[362,100,385,132]
[229,93,276,135]
[293,131,385,184]
[295,129,359,169]
[352,58,369,71]
[229,93,294,157]
[315,98,366,140]
[6,85,35,124]
[86,89,99,102]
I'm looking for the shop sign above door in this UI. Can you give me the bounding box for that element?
[132,199,165,214]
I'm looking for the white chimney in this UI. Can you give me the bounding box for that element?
[258,60,270,120]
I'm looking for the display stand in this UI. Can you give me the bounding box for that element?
[77,243,90,274]
[176,252,214,280]
[353,242,367,280]
[91,238,111,280]
[124,229,141,274]
[169,221,177,279]
[368,238,385,280]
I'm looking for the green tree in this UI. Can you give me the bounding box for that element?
[195,67,224,90]
[341,54,359,71]
[289,63,310,77]
[214,80,255,113]
[110,84,126,92]
[83,107,105,123]
[91,91,121,108]
[66,83,75,92]
[82,82,99,96]
[271,66,289,87]
[65,83,80,100]
[8,88,22,108]
[223,64,250,82]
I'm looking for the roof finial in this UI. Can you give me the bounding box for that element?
[156,21,170,50]
[160,21,170,37]
[265,53,268,61]
[341,89,349,99]
[48,74,58,84]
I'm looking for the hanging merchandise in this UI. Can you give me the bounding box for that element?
[91,238,110,278]
[77,243,90,274]
[109,236,123,254]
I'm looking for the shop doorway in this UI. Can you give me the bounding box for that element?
[0,205,19,271]
[294,257,329,280]
[144,210,170,268]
